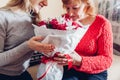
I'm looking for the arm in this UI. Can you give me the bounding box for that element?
[0,12,33,66]
[73,19,113,74]
[0,11,55,67]
[0,33,32,67]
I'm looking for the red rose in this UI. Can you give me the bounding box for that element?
[38,21,46,26]
[37,15,82,30]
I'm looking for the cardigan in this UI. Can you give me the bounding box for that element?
[74,15,113,74]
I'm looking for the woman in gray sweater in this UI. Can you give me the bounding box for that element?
[0,0,55,80]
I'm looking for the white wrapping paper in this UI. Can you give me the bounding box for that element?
[33,24,89,80]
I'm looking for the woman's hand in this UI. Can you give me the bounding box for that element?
[54,53,68,66]
[54,51,82,66]
[27,36,55,54]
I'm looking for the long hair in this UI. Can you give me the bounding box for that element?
[82,0,97,16]
[2,0,41,24]
[62,0,97,16]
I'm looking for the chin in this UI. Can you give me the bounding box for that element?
[71,17,77,21]
[72,19,77,21]
[34,9,39,13]
[34,7,41,13]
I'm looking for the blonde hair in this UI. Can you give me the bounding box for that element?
[2,0,41,24]
[62,0,97,16]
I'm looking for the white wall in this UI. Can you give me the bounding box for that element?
[40,0,64,20]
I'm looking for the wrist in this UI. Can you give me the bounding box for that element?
[70,51,82,66]
[73,58,82,66]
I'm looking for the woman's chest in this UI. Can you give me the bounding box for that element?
[75,25,102,56]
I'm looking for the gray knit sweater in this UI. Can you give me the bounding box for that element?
[0,9,35,76]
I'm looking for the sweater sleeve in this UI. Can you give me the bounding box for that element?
[0,12,33,67]
[73,19,113,74]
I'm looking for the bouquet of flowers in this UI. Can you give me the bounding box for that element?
[33,14,89,80]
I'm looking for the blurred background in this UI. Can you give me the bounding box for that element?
[0,0,120,80]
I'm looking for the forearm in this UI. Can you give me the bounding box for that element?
[70,51,82,66]
[0,41,33,66]
[73,55,112,74]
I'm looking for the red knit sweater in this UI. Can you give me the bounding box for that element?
[73,15,113,74]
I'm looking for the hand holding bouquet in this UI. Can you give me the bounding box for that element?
[33,14,89,80]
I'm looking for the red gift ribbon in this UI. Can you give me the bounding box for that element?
[64,54,73,70]
[55,52,73,69]
[38,56,54,80]
[41,56,53,63]
[38,62,53,80]
[38,53,73,80]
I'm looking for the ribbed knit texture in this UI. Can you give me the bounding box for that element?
[74,15,113,74]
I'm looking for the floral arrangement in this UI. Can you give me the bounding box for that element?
[34,14,89,80]
[37,14,81,30]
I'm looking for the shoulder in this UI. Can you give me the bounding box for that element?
[0,9,13,29]
[0,9,12,30]
[95,14,110,23]
[0,9,11,16]
[0,9,6,18]
[93,14,111,27]
[0,9,8,23]
[0,9,13,22]
[95,14,112,31]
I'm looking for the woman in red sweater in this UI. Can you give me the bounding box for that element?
[54,0,113,80]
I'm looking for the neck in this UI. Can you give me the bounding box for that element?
[79,13,87,21]
[79,14,96,25]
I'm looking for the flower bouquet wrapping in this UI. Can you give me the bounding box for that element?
[33,14,89,80]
